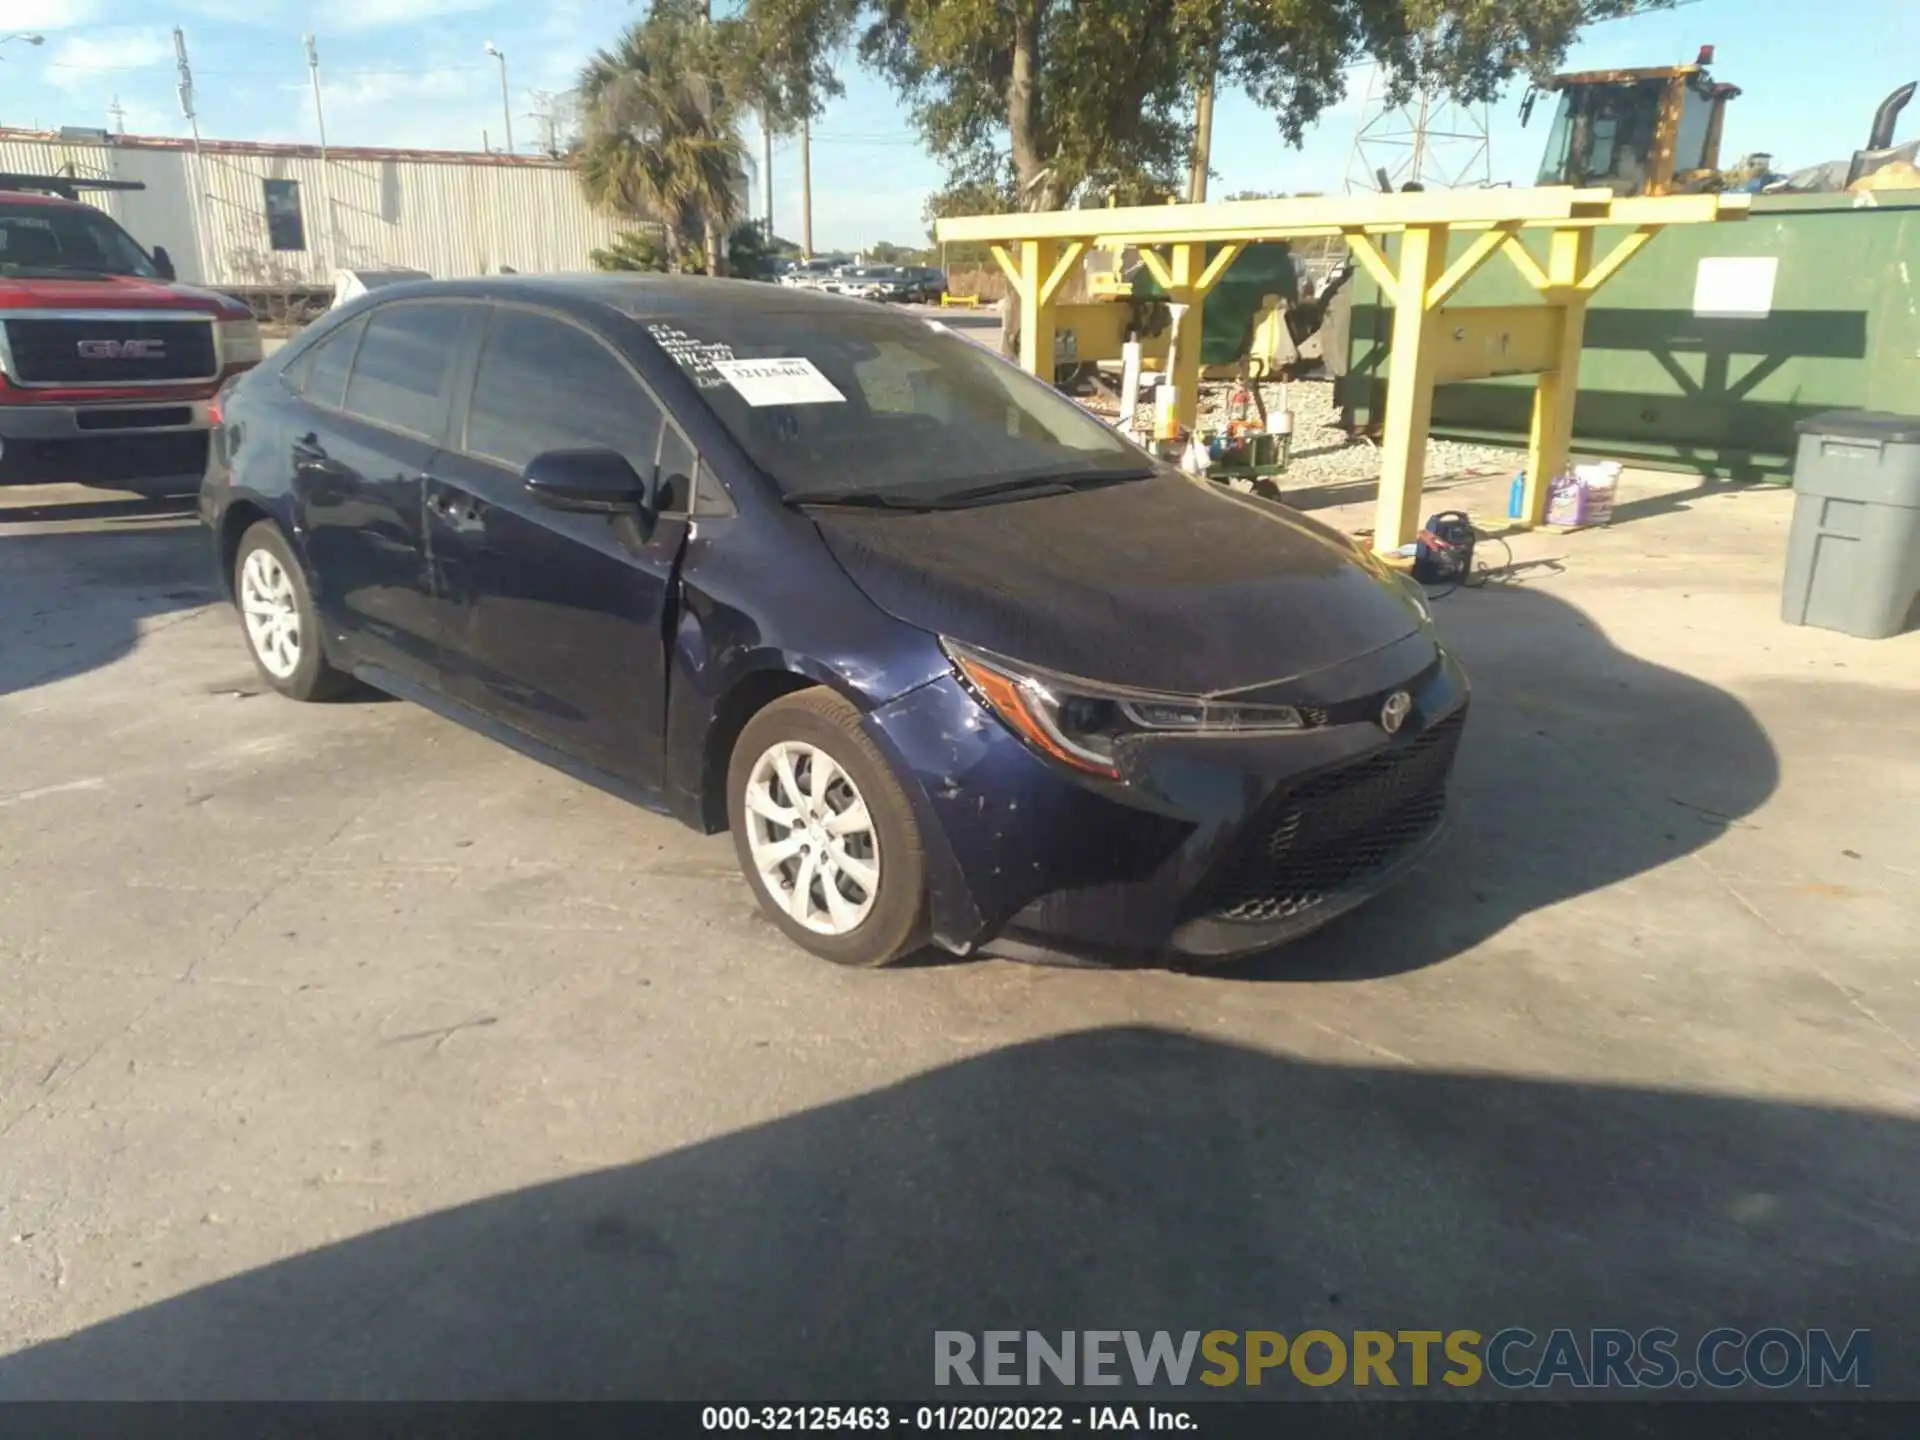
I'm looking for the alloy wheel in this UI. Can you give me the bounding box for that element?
[743,740,881,935]
[239,546,302,680]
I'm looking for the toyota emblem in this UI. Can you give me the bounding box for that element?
[1380,690,1413,735]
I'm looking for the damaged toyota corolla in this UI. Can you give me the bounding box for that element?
[202,276,1467,968]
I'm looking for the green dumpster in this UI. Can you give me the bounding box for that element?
[1337,190,1920,481]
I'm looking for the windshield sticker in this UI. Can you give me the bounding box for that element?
[647,324,736,388]
[711,357,847,407]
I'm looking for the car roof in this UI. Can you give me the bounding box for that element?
[349,273,917,324]
[0,190,89,210]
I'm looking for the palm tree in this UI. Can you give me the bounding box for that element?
[575,8,746,276]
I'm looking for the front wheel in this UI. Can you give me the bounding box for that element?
[727,690,929,967]
[232,520,354,702]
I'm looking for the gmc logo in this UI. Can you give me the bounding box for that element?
[77,338,167,360]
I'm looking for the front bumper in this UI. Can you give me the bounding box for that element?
[866,633,1470,964]
[0,398,214,440]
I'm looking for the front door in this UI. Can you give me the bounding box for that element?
[291,300,480,685]
[428,303,692,786]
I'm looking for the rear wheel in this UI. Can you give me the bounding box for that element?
[727,689,928,967]
[232,520,353,702]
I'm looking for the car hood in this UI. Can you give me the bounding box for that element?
[809,473,1428,695]
[0,274,244,315]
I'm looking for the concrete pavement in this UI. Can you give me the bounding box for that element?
[1,462,1916,1398]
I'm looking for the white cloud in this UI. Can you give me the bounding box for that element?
[42,25,171,90]
[0,0,99,31]
[324,0,494,33]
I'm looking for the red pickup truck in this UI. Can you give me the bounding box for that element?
[0,173,262,494]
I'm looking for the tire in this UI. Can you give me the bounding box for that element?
[727,688,929,967]
[231,520,354,702]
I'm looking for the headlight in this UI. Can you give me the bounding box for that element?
[1398,571,1434,623]
[944,640,1304,779]
[217,317,263,368]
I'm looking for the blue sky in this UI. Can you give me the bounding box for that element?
[1,0,1913,252]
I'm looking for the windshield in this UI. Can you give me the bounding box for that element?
[0,201,157,278]
[645,307,1152,501]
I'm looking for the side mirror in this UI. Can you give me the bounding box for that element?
[151,245,177,281]
[522,448,652,515]
[1519,87,1538,128]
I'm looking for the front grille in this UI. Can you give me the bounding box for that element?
[1186,708,1467,925]
[3,317,217,385]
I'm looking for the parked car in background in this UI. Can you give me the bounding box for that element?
[0,172,263,494]
[911,267,949,303]
[833,266,913,301]
[202,276,1467,969]
[779,258,845,291]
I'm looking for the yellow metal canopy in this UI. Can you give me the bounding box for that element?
[936,187,1750,550]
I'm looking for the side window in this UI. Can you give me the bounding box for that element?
[342,302,469,439]
[296,315,365,411]
[465,307,666,482]
[656,425,698,514]
[691,457,736,517]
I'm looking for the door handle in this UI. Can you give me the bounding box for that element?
[428,489,483,525]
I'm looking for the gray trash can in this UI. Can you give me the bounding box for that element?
[1782,411,1920,639]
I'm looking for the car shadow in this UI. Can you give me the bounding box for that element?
[1215,579,1779,982]
[0,1027,1909,1400]
[0,499,215,700]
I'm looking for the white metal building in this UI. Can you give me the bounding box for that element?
[0,128,631,290]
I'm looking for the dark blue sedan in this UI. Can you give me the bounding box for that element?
[200,276,1467,968]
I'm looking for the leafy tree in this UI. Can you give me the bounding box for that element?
[726,221,783,279]
[752,0,1675,212]
[590,230,676,273]
[575,0,748,275]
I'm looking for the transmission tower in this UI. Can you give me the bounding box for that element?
[1344,67,1493,193]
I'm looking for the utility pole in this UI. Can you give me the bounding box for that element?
[484,42,512,153]
[304,35,335,275]
[108,96,126,134]
[799,114,813,258]
[762,111,774,244]
[174,27,207,284]
[528,89,561,157]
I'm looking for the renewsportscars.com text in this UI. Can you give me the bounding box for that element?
[933,1328,1871,1391]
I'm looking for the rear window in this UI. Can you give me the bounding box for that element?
[644,308,1144,501]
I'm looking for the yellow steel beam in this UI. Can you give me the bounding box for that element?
[1373,224,1450,551]
[933,186,1620,245]
[1605,192,1750,225]
[1578,224,1660,295]
[1195,241,1244,295]
[1426,223,1520,310]
[1015,238,1058,382]
[1500,234,1552,292]
[1344,231,1398,293]
[1429,308,1565,386]
[1136,247,1175,291]
[1521,227,1597,527]
[988,244,1021,288]
[1039,240,1089,306]
[1166,242,1205,435]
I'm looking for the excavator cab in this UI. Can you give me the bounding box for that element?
[1527,50,1741,196]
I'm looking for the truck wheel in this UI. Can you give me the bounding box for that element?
[727,689,929,967]
[232,521,353,702]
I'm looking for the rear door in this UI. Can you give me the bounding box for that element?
[292,299,480,686]
[428,302,693,786]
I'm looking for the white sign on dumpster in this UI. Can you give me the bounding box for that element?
[1692,257,1778,318]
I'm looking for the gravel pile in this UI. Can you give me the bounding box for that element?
[1090,375,1521,486]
